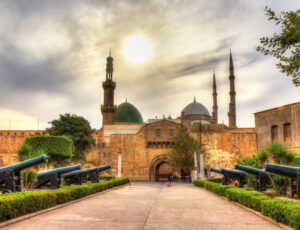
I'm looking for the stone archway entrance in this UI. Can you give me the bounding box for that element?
[149,155,173,181]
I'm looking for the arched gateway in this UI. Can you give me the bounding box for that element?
[149,155,173,181]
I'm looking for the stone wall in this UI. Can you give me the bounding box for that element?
[255,102,300,153]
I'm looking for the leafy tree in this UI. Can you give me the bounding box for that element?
[168,132,201,175]
[47,114,95,162]
[256,7,300,86]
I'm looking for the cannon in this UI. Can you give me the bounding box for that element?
[264,162,300,198]
[235,163,275,191]
[209,167,222,174]
[62,164,111,185]
[220,168,247,187]
[33,164,81,189]
[209,167,246,187]
[0,154,48,193]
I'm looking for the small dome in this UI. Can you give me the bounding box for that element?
[114,102,143,123]
[182,100,210,116]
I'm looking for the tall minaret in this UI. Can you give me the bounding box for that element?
[101,50,117,127]
[212,71,218,124]
[228,50,237,128]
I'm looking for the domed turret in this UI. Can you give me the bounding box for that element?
[181,98,211,123]
[114,101,143,124]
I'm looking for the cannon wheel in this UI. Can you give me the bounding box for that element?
[2,189,12,194]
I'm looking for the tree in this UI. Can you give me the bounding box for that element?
[168,132,201,175]
[47,114,95,162]
[256,7,300,86]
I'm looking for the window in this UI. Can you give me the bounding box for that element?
[271,125,278,141]
[156,129,161,137]
[284,123,291,141]
[169,129,174,137]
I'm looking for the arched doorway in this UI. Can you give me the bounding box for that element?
[149,155,173,181]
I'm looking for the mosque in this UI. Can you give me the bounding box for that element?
[83,51,257,181]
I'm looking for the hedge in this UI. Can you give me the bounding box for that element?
[261,199,300,229]
[24,135,73,160]
[0,177,129,222]
[194,179,300,229]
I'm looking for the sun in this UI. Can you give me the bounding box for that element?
[123,35,153,63]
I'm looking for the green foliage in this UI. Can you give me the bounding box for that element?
[257,150,269,165]
[99,175,115,180]
[256,7,300,87]
[22,171,36,189]
[17,143,33,162]
[207,177,223,183]
[47,114,95,162]
[266,142,295,165]
[194,179,270,212]
[237,142,296,169]
[261,199,300,229]
[245,174,256,188]
[0,177,129,222]
[236,155,261,168]
[270,175,290,196]
[291,155,300,166]
[24,135,73,162]
[226,187,270,212]
[168,132,201,174]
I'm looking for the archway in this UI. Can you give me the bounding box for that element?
[149,155,173,181]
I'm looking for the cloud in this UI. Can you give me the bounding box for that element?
[0,0,299,130]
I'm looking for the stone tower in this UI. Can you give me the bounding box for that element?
[212,71,218,124]
[101,51,117,127]
[228,50,237,128]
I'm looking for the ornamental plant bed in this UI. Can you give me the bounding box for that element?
[0,177,129,222]
[194,179,300,229]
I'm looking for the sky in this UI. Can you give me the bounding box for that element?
[0,0,299,130]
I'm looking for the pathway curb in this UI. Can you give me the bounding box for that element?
[0,184,128,229]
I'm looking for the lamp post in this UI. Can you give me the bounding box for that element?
[117,148,122,178]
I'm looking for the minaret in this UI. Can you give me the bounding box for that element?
[228,50,237,128]
[212,71,218,124]
[101,50,117,127]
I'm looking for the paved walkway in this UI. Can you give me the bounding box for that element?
[1,182,282,230]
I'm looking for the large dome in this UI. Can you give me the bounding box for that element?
[182,100,210,116]
[114,102,143,124]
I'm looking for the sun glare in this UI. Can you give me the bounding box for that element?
[123,35,153,63]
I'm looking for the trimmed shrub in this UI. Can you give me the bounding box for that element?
[0,177,129,222]
[261,199,300,229]
[24,135,73,161]
[225,187,270,211]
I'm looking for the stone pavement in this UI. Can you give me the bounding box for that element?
[1,182,282,230]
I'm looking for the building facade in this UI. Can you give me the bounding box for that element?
[255,102,300,152]
[0,51,260,181]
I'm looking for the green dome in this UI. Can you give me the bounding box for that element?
[114,102,143,124]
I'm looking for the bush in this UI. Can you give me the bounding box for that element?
[22,170,37,189]
[271,175,290,196]
[261,199,300,229]
[245,174,256,188]
[24,135,73,161]
[194,179,270,212]
[225,188,270,211]
[99,175,115,180]
[0,177,129,222]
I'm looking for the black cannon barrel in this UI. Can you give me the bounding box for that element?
[264,162,300,178]
[221,168,247,177]
[62,167,98,179]
[0,154,48,173]
[210,167,222,174]
[37,164,81,179]
[97,164,111,172]
[235,163,276,177]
